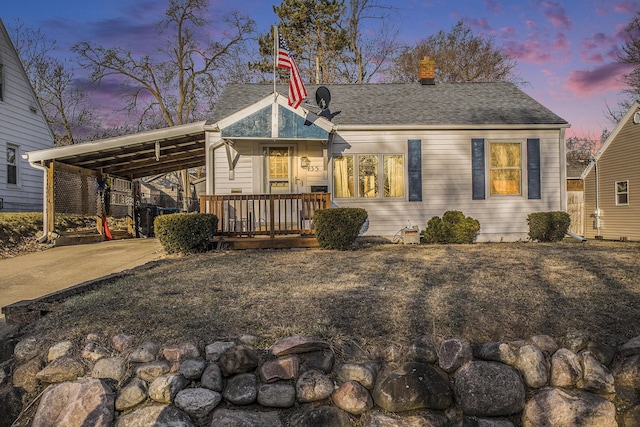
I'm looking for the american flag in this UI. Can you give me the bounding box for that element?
[277,34,307,109]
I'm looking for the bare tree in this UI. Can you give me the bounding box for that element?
[610,12,640,123]
[389,21,520,84]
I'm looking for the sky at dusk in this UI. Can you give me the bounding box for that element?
[3,0,640,140]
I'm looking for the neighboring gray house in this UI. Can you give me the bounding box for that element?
[0,18,54,212]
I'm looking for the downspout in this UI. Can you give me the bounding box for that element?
[594,159,601,237]
[29,160,50,243]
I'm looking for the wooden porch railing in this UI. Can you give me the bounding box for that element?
[199,193,331,238]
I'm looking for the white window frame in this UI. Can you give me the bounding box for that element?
[333,153,405,199]
[616,180,629,206]
[7,144,18,186]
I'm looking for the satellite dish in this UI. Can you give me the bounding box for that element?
[316,86,331,110]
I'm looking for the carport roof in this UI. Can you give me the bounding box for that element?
[23,121,207,180]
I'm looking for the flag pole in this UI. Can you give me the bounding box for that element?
[273,25,277,100]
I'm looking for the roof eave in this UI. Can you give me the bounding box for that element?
[336,123,571,131]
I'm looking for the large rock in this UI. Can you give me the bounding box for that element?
[259,355,299,383]
[474,342,517,365]
[530,335,559,355]
[201,363,223,391]
[551,348,583,387]
[258,383,296,408]
[522,387,617,427]
[614,354,640,390]
[218,345,259,375]
[620,335,640,357]
[92,357,127,382]
[0,386,24,427]
[148,374,190,403]
[364,410,448,427]
[372,362,452,412]
[577,351,615,395]
[288,406,351,427]
[115,404,194,427]
[35,356,85,383]
[515,344,548,388]
[223,373,258,405]
[438,339,473,373]
[11,357,43,393]
[31,378,114,427]
[453,361,525,416]
[563,331,590,353]
[332,380,373,414]
[47,341,74,362]
[271,335,330,357]
[174,388,222,418]
[296,369,335,403]
[129,341,161,363]
[112,334,136,353]
[116,377,148,411]
[81,342,110,362]
[135,360,171,382]
[336,362,378,389]
[162,342,200,363]
[300,351,335,373]
[407,336,438,364]
[13,337,42,363]
[209,408,283,426]
[205,341,235,362]
[179,359,207,380]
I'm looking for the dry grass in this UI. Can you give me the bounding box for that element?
[24,240,640,356]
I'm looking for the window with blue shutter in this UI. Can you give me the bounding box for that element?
[527,138,541,199]
[408,139,422,201]
[472,139,485,200]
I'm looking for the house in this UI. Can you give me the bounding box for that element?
[23,62,569,244]
[0,18,55,212]
[580,101,640,241]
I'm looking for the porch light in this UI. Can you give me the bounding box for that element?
[300,156,311,169]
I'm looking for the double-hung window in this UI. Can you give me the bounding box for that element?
[616,180,629,206]
[7,145,17,185]
[334,154,404,199]
[489,142,522,196]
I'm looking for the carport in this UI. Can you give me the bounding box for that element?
[22,121,208,241]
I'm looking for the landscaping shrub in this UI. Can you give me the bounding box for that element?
[527,211,571,242]
[422,210,480,244]
[154,213,218,254]
[313,208,368,250]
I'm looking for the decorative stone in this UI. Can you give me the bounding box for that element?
[474,342,517,365]
[0,386,24,427]
[163,342,200,363]
[209,408,283,426]
[529,335,559,355]
[296,369,335,403]
[179,358,207,380]
[258,383,296,408]
[222,373,258,405]
[134,360,171,382]
[31,378,114,427]
[91,357,127,382]
[201,363,223,392]
[563,331,590,353]
[288,406,351,427]
[115,377,148,411]
[336,362,378,389]
[259,355,299,383]
[621,335,640,357]
[613,354,640,390]
[438,339,473,373]
[300,351,335,373]
[112,334,136,353]
[14,337,41,363]
[407,336,438,363]
[271,335,330,357]
[115,404,194,427]
[11,357,43,393]
[454,361,526,416]
[81,342,110,362]
[372,362,452,412]
[515,344,548,388]
[551,348,583,388]
[36,356,85,383]
[129,341,161,363]
[622,404,640,427]
[174,387,222,418]
[148,373,189,403]
[47,340,74,362]
[577,351,615,395]
[587,341,615,367]
[332,380,373,414]
[219,345,259,375]
[365,410,448,427]
[205,341,235,362]
[239,334,259,346]
[522,387,616,427]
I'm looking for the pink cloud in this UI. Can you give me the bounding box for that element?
[553,33,570,52]
[580,32,620,63]
[526,20,537,29]
[504,39,553,64]
[541,1,572,30]
[564,62,634,96]
[463,17,493,32]
[614,1,640,13]
[484,0,503,14]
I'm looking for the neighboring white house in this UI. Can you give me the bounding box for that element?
[0,19,54,212]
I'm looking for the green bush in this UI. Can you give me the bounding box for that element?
[154,213,218,254]
[422,210,480,244]
[313,208,368,250]
[527,211,571,242]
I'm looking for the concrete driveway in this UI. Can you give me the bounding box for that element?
[0,238,165,319]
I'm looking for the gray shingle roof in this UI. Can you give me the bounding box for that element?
[208,82,568,127]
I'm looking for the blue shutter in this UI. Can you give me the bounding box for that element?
[408,139,422,201]
[472,139,485,200]
[527,138,541,199]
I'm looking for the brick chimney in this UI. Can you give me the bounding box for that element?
[419,56,435,85]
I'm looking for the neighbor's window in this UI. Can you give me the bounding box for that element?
[490,142,521,195]
[7,145,17,185]
[334,154,404,198]
[616,180,629,206]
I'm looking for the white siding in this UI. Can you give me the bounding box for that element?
[331,129,563,242]
[0,21,54,212]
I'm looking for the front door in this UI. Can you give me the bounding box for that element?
[265,146,294,193]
